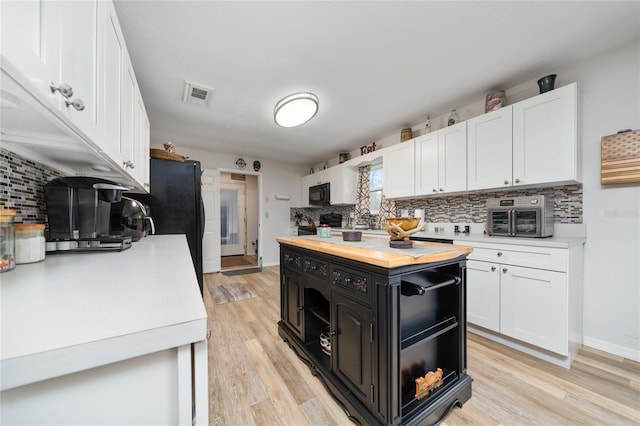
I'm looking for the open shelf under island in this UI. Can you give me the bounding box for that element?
[276,235,474,426]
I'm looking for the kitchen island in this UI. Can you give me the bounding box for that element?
[0,235,208,426]
[277,235,473,425]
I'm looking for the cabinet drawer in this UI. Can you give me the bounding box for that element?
[464,243,567,272]
[331,266,372,305]
[282,249,302,273]
[303,256,329,283]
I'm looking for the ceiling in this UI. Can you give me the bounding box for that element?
[112,1,639,166]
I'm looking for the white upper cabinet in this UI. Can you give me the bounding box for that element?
[1,1,102,144]
[58,0,101,144]
[100,0,126,166]
[438,122,467,193]
[383,140,415,199]
[415,122,467,196]
[135,88,151,190]
[329,164,357,205]
[0,0,151,192]
[467,105,513,190]
[1,0,62,106]
[415,133,439,195]
[513,82,580,186]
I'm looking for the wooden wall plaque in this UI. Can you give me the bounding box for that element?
[601,129,640,185]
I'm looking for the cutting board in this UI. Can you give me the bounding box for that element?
[601,129,640,184]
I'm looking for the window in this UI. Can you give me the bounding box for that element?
[369,164,383,215]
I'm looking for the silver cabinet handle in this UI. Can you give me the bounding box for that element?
[50,82,74,98]
[491,266,496,272]
[439,188,444,192]
[504,180,509,185]
[123,160,135,169]
[515,178,521,184]
[502,268,508,273]
[497,251,503,257]
[432,189,437,193]
[65,98,85,111]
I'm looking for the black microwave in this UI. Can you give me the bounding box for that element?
[309,183,330,206]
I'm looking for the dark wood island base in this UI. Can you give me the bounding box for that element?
[277,236,473,425]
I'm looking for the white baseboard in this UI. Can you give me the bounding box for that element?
[583,336,640,362]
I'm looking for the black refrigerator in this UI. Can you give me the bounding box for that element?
[133,158,204,294]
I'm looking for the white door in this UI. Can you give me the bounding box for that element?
[202,170,220,273]
[467,105,513,190]
[220,182,246,256]
[414,132,439,196]
[438,121,467,193]
[512,83,578,186]
[500,265,568,355]
[466,260,501,332]
[383,139,415,199]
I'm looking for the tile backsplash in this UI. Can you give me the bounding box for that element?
[395,185,583,224]
[0,148,63,223]
[292,184,582,226]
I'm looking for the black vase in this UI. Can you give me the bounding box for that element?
[537,74,557,94]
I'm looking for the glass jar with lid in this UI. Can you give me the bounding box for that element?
[0,209,17,272]
[15,223,46,264]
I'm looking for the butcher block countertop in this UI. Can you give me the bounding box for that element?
[276,235,473,268]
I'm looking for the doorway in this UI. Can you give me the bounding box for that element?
[219,172,259,272]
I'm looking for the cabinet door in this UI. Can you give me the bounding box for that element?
[466,260,500,331]
[100,0,125,166]
[467,106,513,190]
[0,0,61,106]
[283,272,303,339]
[135,88,150,189]
[329,164,357,205]
[438,122,467,193]
[500,265,568,355]
[332,292,373,406]
[59,0,101,144]
[121,55,137,175]
[383,139,415,199]
[414,133,439,196]
[513,83,578,186]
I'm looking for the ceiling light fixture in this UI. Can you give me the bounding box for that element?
[274,92,319,127]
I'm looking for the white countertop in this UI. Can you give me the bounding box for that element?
[331,223,586,249]
[0,235,207,390]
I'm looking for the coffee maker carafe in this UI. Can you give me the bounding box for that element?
[44,177,131,250]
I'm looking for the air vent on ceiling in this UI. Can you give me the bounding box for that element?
[230,174,246,181]
[183,81,215,107]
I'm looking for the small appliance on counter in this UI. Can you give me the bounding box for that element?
[110,197,155,242]
[487,195,554,237]
[44,177,132,252]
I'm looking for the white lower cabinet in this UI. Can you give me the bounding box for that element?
[466,260,500,331]
[500,265,568,355]
[460,240,584,368]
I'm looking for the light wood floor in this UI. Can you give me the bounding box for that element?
[220,254,259,271]
[204,266,640,425]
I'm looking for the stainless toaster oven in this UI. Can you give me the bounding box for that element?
[487,195,554,237]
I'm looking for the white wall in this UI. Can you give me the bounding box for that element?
[160,146,307,267]
[557,40,639,360]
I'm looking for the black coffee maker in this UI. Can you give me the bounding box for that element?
[44,177,132,251]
